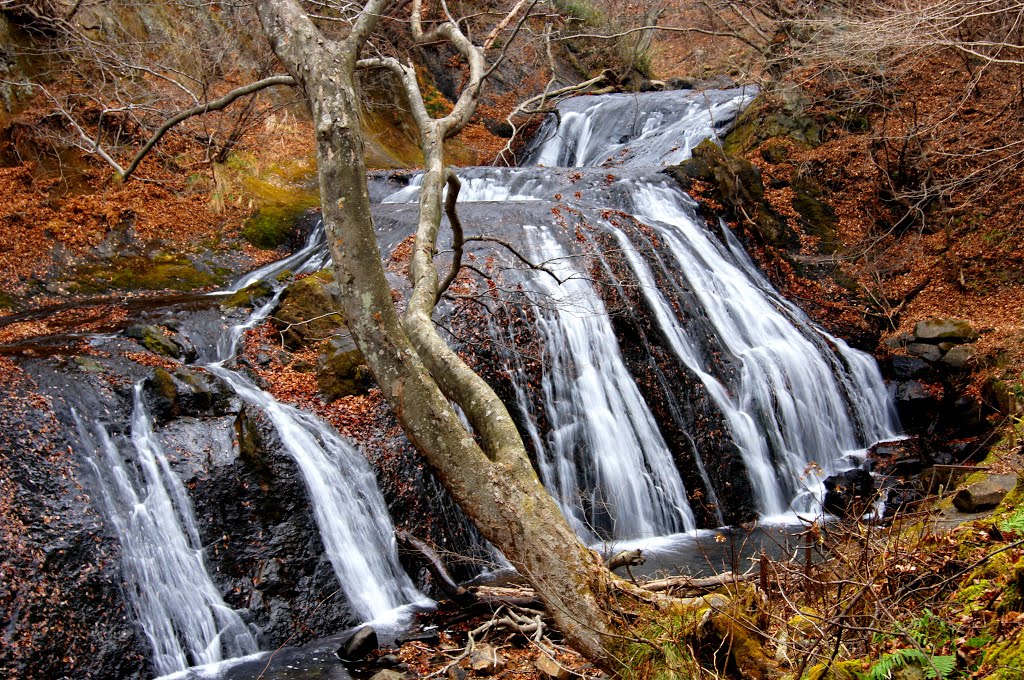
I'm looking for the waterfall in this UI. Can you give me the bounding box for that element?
[206,248,429,625]
[74,211,426,675]
[208,365,428,624]
[74,387,259,677]
[380,85,899,536]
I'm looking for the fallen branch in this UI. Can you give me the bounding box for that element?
[396,529,474,603]
[642,570,757,594]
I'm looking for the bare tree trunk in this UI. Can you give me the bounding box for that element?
[253,2,780,677]
[252,0,625,664]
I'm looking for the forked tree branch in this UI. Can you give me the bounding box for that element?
[37,75,297,182]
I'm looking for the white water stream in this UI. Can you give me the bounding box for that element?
[74,388,259,677]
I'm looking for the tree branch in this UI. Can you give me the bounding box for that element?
[436,170,465,304]
[118,75,296,181]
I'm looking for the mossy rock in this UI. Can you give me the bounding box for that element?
[125,324,184,359]
[317,334,373,402]
[242,209,301,249]
[723,86,821,156]
[220,280,274,310]
[791,177,839,254]
[665,140,796,248]
[73,356,106,373]
[804,660,864,680]
[913,318,980,344]
[272,270,346,350]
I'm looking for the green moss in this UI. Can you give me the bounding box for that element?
[73,356,106,373]
[613,614,702,680]
[723,87,821,156]
[72,255,222,293]
[978,636,1024,679]
[242,209,300,249]
[220,280,274,310]
[150,368,178,403]
[805,660,865,680]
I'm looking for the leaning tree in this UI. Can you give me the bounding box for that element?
[251,0,777,677]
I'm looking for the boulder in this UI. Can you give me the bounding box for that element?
[339,625,378,661]
[912,318,979,344]
[143,367,234,422]
[823,469,876,517]
[892,380,941,431]
[273,271,346,349]
[317,334,373,401]
[220,280,274,310]
[370,670,407,680]
[535,654,572,680]
[952,474,1018,513]
[665,139,796,248]
[888,355,931,380]
[941,345,977,370]
[722,86,821,156]
[906,343,942,362]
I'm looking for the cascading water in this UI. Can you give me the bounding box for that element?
[71,218,426,676]
[379,85,899,537]
[73,387,259,677]
[203,235,429,626]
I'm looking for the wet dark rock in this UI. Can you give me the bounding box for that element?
[869,438,929,477]
[666,76,696,90]
[317,334,373,402]
[143,366,234,422]
[892,380,941,431]
[340,625,378,661]
[888,355,931,380]
[882,482,923,517]
[912,318,979,344]
[823,469,876,517]
[483,117,514,138]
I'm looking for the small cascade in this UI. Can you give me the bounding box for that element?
[210,244,429,625]
[525,88,756,168]
[614,180,898,514]
[209,364,428,623]
[74,385,258,677]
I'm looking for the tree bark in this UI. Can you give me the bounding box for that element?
[252,2,779,677]
[252,0,625,664]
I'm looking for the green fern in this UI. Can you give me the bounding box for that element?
[867,648,956,679]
